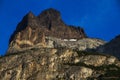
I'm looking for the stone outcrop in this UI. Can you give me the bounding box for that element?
[97,35,120,59]
[46,37,106,51]
[8,8,87,53]
[1,48,120,80]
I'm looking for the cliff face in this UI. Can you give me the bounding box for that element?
[8,8,87,53]
[1,8,120,80]
[1,48,120,80]
[98,35,120,59]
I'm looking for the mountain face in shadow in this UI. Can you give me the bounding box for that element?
[97,35,120,59]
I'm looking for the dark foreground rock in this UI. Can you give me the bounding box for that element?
[98,35,120,59]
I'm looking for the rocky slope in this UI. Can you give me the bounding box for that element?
[98,35,120,59]
[1,48,120,80]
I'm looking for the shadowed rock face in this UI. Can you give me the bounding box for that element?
[8,8,87,53]
[98,35,120,59]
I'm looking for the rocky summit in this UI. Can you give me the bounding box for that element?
[8,8,87,53]
[0,8,120,80]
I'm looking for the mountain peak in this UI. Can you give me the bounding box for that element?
[23,11,35,20]
[27,11,35,17]
[38,8,62,25]
[42,8,60,13]
[38,8,60,18]
[8,8,87,53]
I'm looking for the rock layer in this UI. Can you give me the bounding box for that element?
[46,37,106,51]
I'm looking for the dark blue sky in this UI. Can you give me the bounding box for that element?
[0,0,120,55]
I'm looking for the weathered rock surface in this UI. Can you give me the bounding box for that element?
[2,8,120,80]
[97,35,120,59]
[46,37,106,51]
[8,8,87,53]
[8,35,106,54]
[1,48,120,80]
